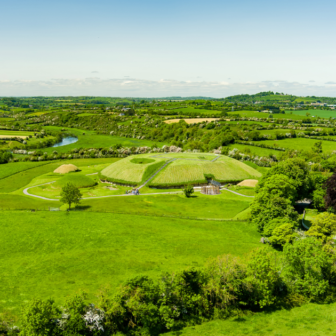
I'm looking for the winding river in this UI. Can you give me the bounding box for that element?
[52,136,78,147]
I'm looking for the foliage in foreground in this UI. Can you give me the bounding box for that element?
[60,183,83,210]
[5,237,336,336]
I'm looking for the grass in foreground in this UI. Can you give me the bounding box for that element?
[165,302,336,336]
[0,211,260,313]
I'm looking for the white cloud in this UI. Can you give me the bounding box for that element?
[1,78,336,97]
[91,71,99,73]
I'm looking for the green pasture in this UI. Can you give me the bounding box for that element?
[0,161,48,180]
[41,126,167,153]
[253,138,336,153]
[0,211,260,313]
[228,144,280,157]
[166,302,336,336]
[286,109,336,119]
[153,107,223,115]
[0,158,121,194]
[228,111,307,120]
[0,130,33,136]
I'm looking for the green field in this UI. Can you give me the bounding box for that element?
[0,211,260,313]
[165,302,336,336]
[0,161,49,180]
[0,130,33,136]
[253,138,336,153]
[41,127,167,153]
[227,110,307,120]
[228,144,280,157]
[285,109,336,119]
[0,159,120,194]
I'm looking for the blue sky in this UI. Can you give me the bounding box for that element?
[1,0,336,96]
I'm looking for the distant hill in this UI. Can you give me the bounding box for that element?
[220,91,336,104]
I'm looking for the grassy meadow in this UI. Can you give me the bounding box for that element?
[41,126,167,153]
[253,138,336,153]
[0,211,260,313]
[165,302,336,336]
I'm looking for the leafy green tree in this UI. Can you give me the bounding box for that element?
[312,141,323,154]
[283,237,335,300]
[307,212,336,244]
[269,222,296,246]
[60,182,82,210]
[257,158,309,199]
[325,173,336,212]
[20,299,60,336]
[245,247,282,308]
[312,188,326,211]
[183,184,194,198]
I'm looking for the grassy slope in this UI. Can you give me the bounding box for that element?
[228,144,280,157]
[0,158,121,193]
[101,155,167,183]
[152,156,261,185]
[165,303,336,336]
[253,138,336,153]
[0,161,49,180]
[286,109,336,119]
[0,211,260,313]
[41,126,167,153]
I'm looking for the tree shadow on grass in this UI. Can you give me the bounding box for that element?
[71,205,91,211]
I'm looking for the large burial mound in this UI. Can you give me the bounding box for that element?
[54,164,78,174]
[101,153,261,187]
[101,155,167,185]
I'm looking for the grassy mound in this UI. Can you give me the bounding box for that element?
[101,155,166,185]
[54,164,78,174]
[130,158,155,164]
[54,174,96,188]
[150,154,262,187]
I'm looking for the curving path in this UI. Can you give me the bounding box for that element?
[220,187,255,198]
[23,181,182,201]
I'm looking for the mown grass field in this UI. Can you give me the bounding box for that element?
[286,109,336,119]
[0,161,49,180]
[253,138,336,153]
[0,158,121,194]
[0,211,260,313]
[165,302,336,336]
[228,144,280,157]
[228,110,307,120]
[40,126,167,153]
[0,130,33,136]
[151,155,261,185]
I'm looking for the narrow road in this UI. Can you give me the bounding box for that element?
[23,181,182,201]
[220,187,255,198]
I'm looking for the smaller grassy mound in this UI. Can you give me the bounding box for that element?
[54,174,96,189]
[130,158,155,164]
[54,164,78,174]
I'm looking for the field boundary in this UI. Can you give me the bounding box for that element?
[0,161,53,181]
[0,208,249,222]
